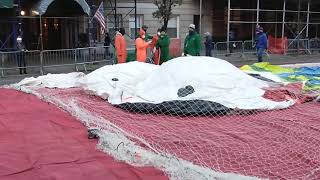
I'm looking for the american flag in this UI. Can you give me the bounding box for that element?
[94,2,106,34]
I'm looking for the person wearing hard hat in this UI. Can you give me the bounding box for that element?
[183,24,201,56]
[136,30,151,62]
[114,28,127,64]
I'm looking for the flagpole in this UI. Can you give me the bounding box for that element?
[92,2,104,22]
[88,5,92,48]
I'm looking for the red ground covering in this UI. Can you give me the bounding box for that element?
[0,88,168,180]
[263,82,317,103]
[32,87,320,180]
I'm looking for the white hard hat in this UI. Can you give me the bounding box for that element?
[189,24,196,30]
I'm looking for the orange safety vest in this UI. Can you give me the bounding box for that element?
[135,37,149,62]
[115,33,127,64]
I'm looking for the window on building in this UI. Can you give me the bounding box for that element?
[167,16,179,38]
[129,15,143,39]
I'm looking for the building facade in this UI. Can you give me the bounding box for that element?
[0,0,94,50]
[1,0,320,50]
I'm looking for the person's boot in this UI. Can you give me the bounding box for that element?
[23,68,27,74]
[19,69,23,75]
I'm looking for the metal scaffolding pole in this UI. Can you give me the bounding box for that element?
[297,0,301,51]
[199,0,202,34]
[227,0,230,52]
[282,0,286,40]
[282,0,286,54]
[134,0,137,57]
[105,0,136,38]
[114,0,117,29]
[306,0,310,38]
[134,0,137,38]
[256,0,260,26]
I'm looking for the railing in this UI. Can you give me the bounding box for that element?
[242,40,256,54]
[287,39,311,54]
[1,50,40,77]
[214,41,243,56]
[41,46,112,74]
[309,38,320,52]
[1,39,320,78]
[0,46,113,77]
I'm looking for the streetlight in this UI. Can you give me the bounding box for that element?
[20,10,25,16]
[32,10,44,75]
[19,10,26,39]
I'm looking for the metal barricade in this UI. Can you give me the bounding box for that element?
[42,48,76,67]
[309,38,320,53]
[75,48,90,72]
[214,41,243,56]
[0,50,40,77]
[83,46,113,71]
[243,40,256,54]
[87,46,112,64]
[287,39,311,54]
[41,46,113,74]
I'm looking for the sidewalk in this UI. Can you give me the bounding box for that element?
[1,54,320,86]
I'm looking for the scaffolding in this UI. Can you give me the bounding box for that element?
[88,0,137,46]
[102,0,137,39]
[226,0,320,52]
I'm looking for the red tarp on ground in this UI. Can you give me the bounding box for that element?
[0,88,168,180]
[263,82,317,104]
[268,35,288,54]
[30,87,320,180]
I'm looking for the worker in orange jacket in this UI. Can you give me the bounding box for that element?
[115,28,127,64]
[136,30,151,62]
[150,28,161,65]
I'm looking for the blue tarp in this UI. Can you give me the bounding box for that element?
[295,66,320,76]
[279,66,320,79]
[279,66,320,90]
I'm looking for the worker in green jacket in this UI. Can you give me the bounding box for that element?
[156,27,171,64]
[184,24,201,56]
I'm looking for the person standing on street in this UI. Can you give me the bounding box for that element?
[228,28,236,55]
[150,28,161,65]
[204,32,213,57]
[136,30,151,62]
[256,27,268,62]
[114,28,127,64]
[16,36,27,74]
[183,24,201,56]
[156,27,171,64]
[104,32,111,58]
